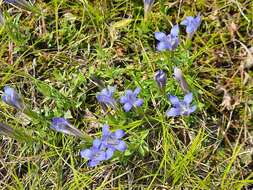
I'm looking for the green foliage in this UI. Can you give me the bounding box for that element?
[0,0,252,189]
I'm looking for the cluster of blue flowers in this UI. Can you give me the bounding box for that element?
[80,125,127,167]
[1,1,201,167]
[155,15,201,51]
[96,87,144,112]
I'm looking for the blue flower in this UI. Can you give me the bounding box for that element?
[4,0,39,14]
[120,87,143,112]
[155,70,167,89]
[4,0,31,8]
[143,0,155,16]
[4,0,16,3]
[154,24,179,51]
[96,86,116,108]
[100,125,127,159]
[180,14,201,37]
[166,93,197,117]
[50,117,84,137]
[0,9,4,25]
[2,86,24,110]
[80,139,107,167]
[80,125,127,167]
[173,67,189,93]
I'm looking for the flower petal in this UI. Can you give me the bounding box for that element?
[134,87,141,95]
[113,129,125,139]
[120,96,128,104]
[102,125,110,137]
[154,32,167,41]
[166,107,181,117]
[88,160,100,167]
[183,93,193,104]
[80,149,92,159]
[107,86,116,94]
[186,25,195,34]
[170,24,179,37]
[125,89,133,96]
[181,16,193,26]
[171,36,179,50]
[134,99,143,107]
[123,103,132,112]
[157,41,170,51]
[189,105,197,114]
[95,151,106,161]
[105,148,115,160]
[115,141,127,152]
[4,86,15,96]
[93,138,102,148]
[169,95,180,106]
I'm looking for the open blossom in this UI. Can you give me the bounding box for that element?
[50,117,84,137]
[155,70,167,89]
[120,87,143,112]
[180,14,201,37]
[80,125,127,167]
[2,86,24,110]
[154,24,179,51]
[96,86,116,108]
[100,124,127,159]
[166,93,197,117]
[80,139,107,167]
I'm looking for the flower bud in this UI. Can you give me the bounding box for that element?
[155,70,167,89]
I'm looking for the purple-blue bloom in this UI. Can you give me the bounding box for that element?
[4,0,38,14]
[80,125,127,167]
[154,24,179,51]
[2,86,24,110]
[50,117,84,137]
[4,0,31,7]
[4,0,16,3]
[100,124,127,159]
[155,70,167,89]
[80,139,107,167]
[0,9,4,25]
[96,86,116,108]
[166,93,197,117]
[120,87,143,112]
[143,0,155,16]
[173,67,189,93]
[180,14,201,37]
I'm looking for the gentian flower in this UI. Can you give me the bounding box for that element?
[50,117,84,137]
[0,9,4,25]
[96,86,116,108]
[173,67,189,93]
[80,139,107,167]
[4,0,31,9]
[180,14,201,37]
[120,87,143,112]
[143,0,155,18]
[4,0,39,14]
[155,70,167,89]
[100,124,127,159]
[2,86,24,110]
[80,125,127,167]
[154,24,179,51]
[166,93,197,117]
[0,122,14,136]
